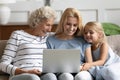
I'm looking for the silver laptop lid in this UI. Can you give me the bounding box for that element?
[43,49,80,73]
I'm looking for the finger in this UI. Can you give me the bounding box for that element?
[80,67,84,71]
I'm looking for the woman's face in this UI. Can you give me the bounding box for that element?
[63,17,78,36]
[37,18,54,36]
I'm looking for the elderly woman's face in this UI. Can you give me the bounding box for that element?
[37,18,54,35]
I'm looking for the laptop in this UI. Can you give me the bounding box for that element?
[42,49,80,73]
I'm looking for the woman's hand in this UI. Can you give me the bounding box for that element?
[15,68,41,75]
[27,69,42,75]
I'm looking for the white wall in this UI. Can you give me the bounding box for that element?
[8,0,120,25]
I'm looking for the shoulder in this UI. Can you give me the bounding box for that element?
[76,36,91,48]
[100,42,109,49]
[76,36,89,43]
[99,42,109,54]
[47,35,56,40]
[10,30,24,38]
[11,30,25,36]
[10,30,35,41]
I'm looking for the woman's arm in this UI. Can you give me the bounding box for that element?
[81,46,93,71]
[0,31,19,75]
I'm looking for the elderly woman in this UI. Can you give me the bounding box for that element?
[0,6,56,80]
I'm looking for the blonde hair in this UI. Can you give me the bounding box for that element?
[28,6,56,28]
[55,8,83,36]
[84,21,107,43]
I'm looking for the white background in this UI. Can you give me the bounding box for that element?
[8,0,120,26]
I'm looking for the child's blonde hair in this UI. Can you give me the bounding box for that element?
[84,21,107,43]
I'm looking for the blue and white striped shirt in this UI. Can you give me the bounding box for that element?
[0,30,48,75]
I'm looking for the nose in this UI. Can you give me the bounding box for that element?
[86,32,90,36]
[48,26,52,32]
[69,25,74,30]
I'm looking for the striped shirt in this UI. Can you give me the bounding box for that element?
[0,30,48,75]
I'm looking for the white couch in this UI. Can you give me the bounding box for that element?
[0,35,120,80]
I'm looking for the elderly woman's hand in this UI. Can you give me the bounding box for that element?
[27,69,42,75]
[15,68,41,75]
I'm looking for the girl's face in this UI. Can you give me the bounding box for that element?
[84,27,100,44]
[63,17,78,36]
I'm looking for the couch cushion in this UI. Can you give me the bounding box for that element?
[0,40,7,59]
[0,40,8,75]
[107,35,120,56]
[0,75,9,80]
[102,23,120,36]
[101,62,120,80]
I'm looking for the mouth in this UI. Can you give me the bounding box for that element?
[40,31,47,36]
[67,30,75,33]
[85,38,92,42]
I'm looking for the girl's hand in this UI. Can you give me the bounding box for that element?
[80,65,83,71]
[81,63,92,71]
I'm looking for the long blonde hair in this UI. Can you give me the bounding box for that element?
[84,21,107,43]
[55,8,83,36]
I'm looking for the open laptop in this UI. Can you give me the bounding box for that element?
[42,49,80,73]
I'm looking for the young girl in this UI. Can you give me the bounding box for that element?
[82,21,120,80]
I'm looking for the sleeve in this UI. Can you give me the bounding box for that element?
[82,37,91,51]
[46,36,52,49]
[46,35,55,49]
[79,37,91,64]
[0,31,19,75]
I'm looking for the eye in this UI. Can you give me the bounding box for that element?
[84,31,89,35]
[66,23,77,27]
[90,31,94,34]
[66,23,71,26]
[46,23,52,27]
[84,32,87,34]
[73,24,77,27]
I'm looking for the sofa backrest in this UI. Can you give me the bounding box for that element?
[107,35,120,56]
[0,40,7,59]
[0,35,120,58]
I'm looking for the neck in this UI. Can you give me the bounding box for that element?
[56,34,74,40]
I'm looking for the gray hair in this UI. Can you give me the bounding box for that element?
[28,6,56,28]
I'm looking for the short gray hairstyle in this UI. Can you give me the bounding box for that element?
[28,6,56,28]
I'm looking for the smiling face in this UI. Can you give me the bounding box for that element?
[35,18,54,36]
[63,17,78,36]
[83,25,101,44]
[83,22,106,46]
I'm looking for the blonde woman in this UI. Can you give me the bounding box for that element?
[83,21,120,80]
[47,8,93,80]
[0,6,57,80]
